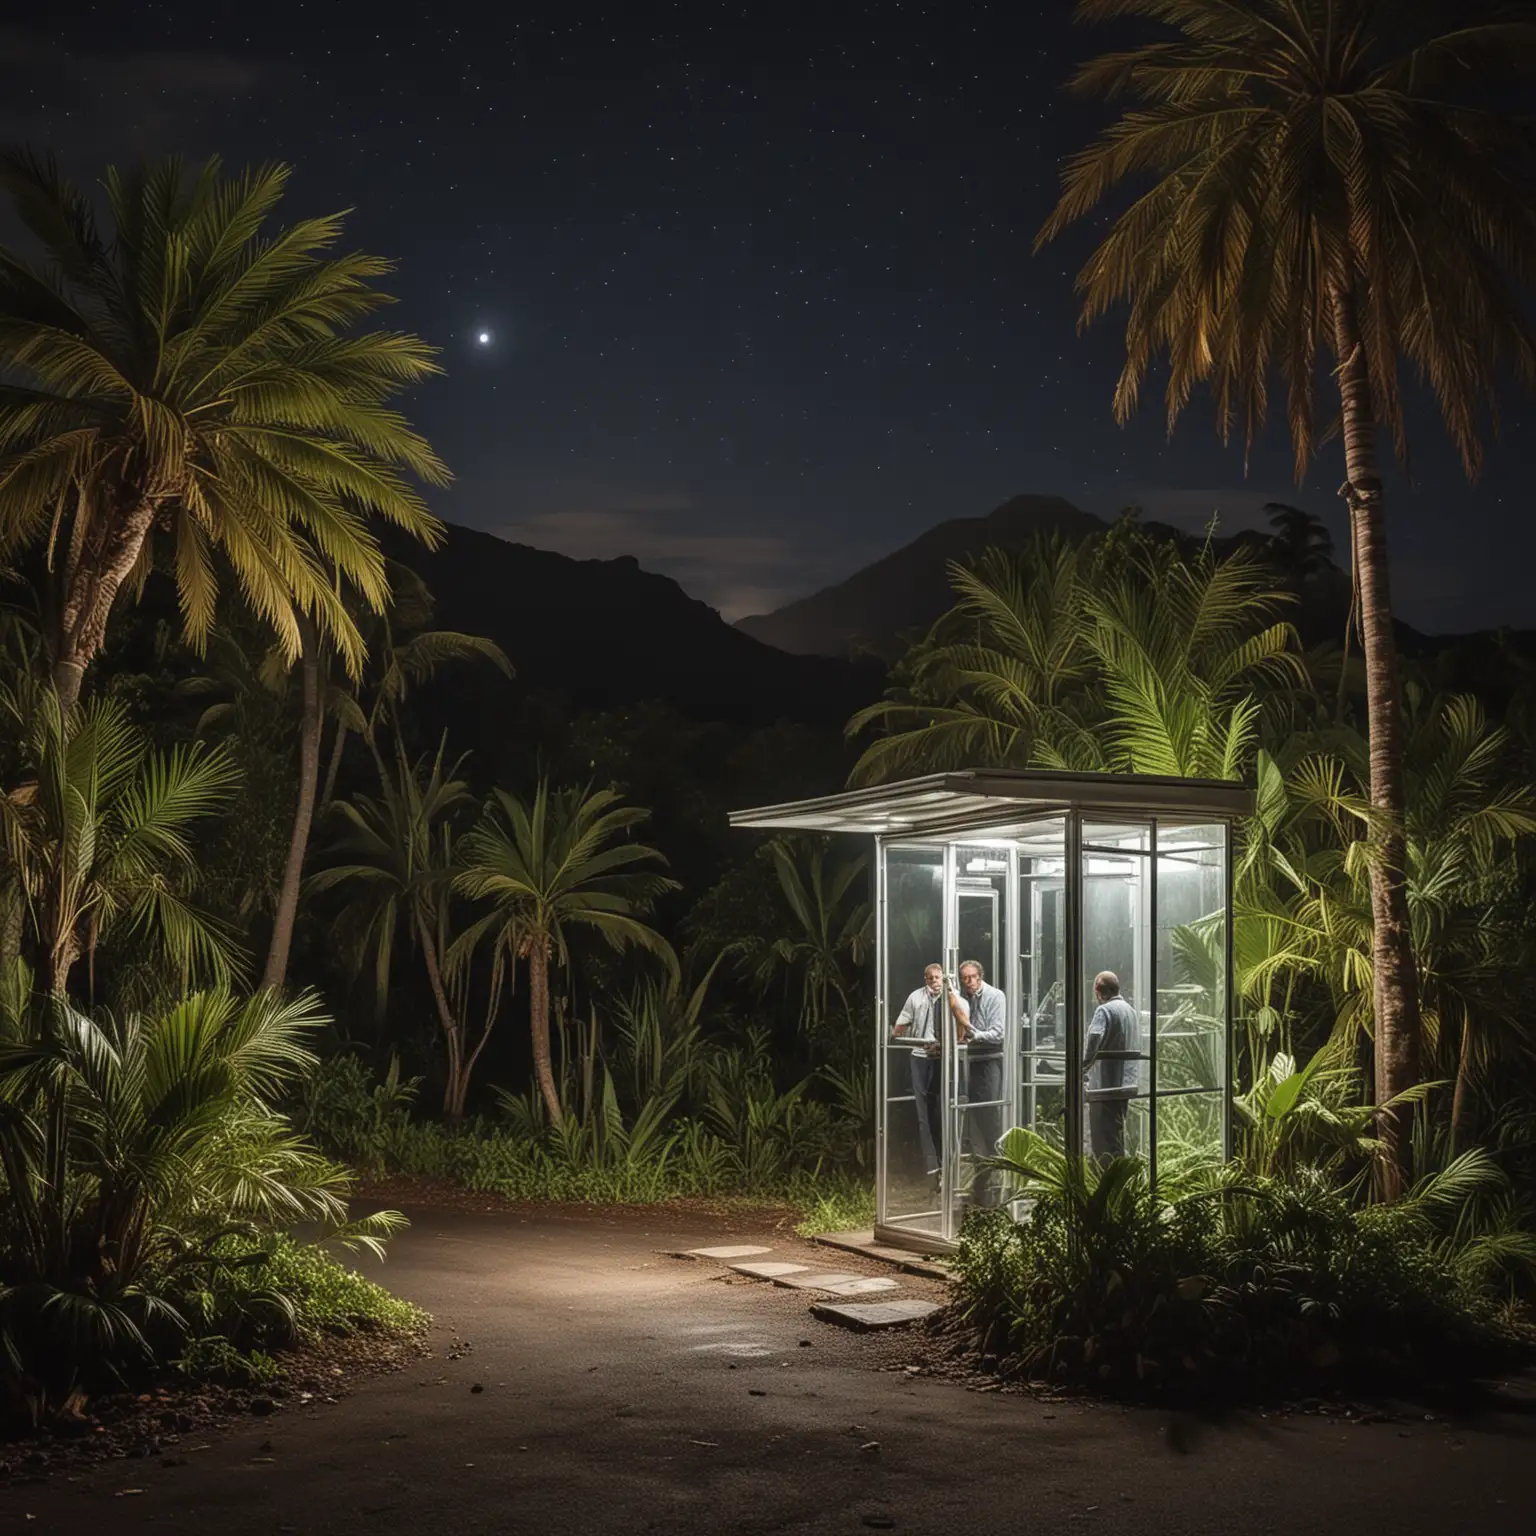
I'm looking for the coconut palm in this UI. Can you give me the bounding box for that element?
[0,689,241,1001]
[307,745,487,1118]
[1036,0,1536,1193]
[0,152,449,713]
[453,781,678,1126]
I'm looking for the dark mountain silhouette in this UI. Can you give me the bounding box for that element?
[735,494,1104,658]
[383,520,880,729]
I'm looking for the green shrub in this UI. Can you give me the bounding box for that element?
[0,975,418,1428]
[297,1015,877,1222]
[951,1129,1535,1398]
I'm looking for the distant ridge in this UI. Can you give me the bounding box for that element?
[382,520,878,728]
[735,494,1104,658]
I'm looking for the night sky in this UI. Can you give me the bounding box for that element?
[3,2,1530,633]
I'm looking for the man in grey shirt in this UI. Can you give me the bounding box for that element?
[1082,970,1141,1160]
[893,963,969,1177]
[956,960,1007,1205]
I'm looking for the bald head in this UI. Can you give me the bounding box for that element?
[1093,971,1121,999]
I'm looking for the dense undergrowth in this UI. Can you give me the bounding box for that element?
[293,1027,876,1234]
[949,1129,1536,1401]
[0,977,425,1433]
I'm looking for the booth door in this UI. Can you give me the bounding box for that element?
[879,845,948,1246]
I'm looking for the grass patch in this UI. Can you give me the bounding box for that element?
[794,1186,876,1237]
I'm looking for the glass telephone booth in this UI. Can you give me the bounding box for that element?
[729,769,1249,1252]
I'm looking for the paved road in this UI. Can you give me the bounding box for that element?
[11,1203,1536,1535]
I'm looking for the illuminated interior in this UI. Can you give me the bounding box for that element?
[730,769,1248,1252]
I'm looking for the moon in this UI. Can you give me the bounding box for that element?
[476,330,491,346]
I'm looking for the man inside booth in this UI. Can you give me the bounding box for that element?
[1082,970,1140,1158]
[955,959,1007,1205]
[892,963,968,1180]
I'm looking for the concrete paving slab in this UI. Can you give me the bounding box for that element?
[814,1275,902,1297]
[813,1229,953,1280]
[769,1270,867,1292]
[727,1261,809,1279]
[810,1298,941,1331]
[680,1244,774,1259]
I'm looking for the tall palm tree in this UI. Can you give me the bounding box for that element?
[1035,1,1536,1193]
[0,152,449,713]
[0,690,241,1001]
[307,745,484,1117]
[453,781,678,1126]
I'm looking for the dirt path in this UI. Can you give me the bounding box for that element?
[9,1201,1534,1535]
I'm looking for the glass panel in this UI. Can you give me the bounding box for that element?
[881,846,945,1235]
[1082,821,1151,853]
[1153,1092,1225,1184]
[1017,818,1068,1162]
[1081,824,1151,1166]
[1153,823,1227,1096]
[1153,823,1227,1186]
[950,843,1011,1229]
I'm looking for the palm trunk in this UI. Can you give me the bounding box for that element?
[528,940,562,1126]
[319,721,348,808]
[1450,1014,1474,1153]
[52,498,161,713]
[417,910,468,1120]
[262,623,322,991]
[1330,283,1422,1201]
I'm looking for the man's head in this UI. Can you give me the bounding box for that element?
[1093,970,1121,1002]
[924,963,943,994]
[959,960,984,996]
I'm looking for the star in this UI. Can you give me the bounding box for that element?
[477,330,491,346]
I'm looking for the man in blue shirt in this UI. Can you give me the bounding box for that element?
[893,963,969,1178]
[956,959,1007,1205]
[1082,970,1141,1159]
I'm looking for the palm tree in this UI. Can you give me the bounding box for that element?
[731,839,871,1041]
[453,781,678,1126]
[0,689,241,1001]
[850,529,1301,785]
[1035,1,1536,1193]
[318,562,512,806]
[0,153,449,713]
[307,746,486,1118]
[1264,503,1334,588]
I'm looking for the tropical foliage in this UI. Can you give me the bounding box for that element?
[848,527,1303,784]
[0,153,449,709]
[0,970,409,1426]
[1037,0,1536,1193]
[952,1127,1535,1397]
[453,780,679,1125]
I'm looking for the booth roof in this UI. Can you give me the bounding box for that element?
[728,768,1253,836]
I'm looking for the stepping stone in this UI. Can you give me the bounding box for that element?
[770,1271,867,1292]
[810,1299,940,1332]
[683,1245,774,1260]
[728,1261,809,1279]
[816,1276,901,1298]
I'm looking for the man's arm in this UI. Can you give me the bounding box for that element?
[893,992,915,1036]
[1082,1006,1106,1074]
[946,987,972,1038]
[969,988,1006,1047]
